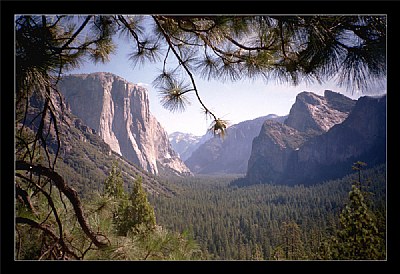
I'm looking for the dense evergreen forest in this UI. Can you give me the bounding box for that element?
[150,164,386,260]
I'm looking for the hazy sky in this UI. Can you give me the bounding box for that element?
[68,18,387,136]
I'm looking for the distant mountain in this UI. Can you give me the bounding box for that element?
[238,91,386,186]
[185,114,286,174]
[57,72,191,176]
[169,132,212,161]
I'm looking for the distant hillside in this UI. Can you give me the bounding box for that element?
[169,132,212,161]
[185,114,286,174]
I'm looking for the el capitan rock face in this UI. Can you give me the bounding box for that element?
[243,91,386,186]
[58,72,191,176]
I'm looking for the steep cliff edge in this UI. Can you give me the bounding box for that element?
[293,95,386,184]
[243,91,385,186]
[246,119,309,183]
[58,72,191,176]
[20,86,176,197]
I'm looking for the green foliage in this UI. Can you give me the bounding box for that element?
[15,226,43,260]
[251,244,264,260]
[104,161,126,199]
[278,221,306,260]
[81,175,202,260]
[84,225,203,260]
[327,184,385,260]
[132,227,203,260]
[150,165,386,260]
[114,177,157,236]
[15,165,201,260]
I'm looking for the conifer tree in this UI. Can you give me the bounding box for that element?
[329,184,384,260]
[321,162,385,260]
[104,161,126,199]
[279,221,305,260]
[115,176,156,236]
[251,243,264,260]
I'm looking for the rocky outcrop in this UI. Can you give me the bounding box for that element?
[285,90,356,134]
[58,72,191,176]
[243,92,386,186]
[185,114,286,174]
[22,85,175,196]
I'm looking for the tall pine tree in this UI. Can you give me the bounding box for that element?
[115,176,156,236]
[323,162,385,260]
[104,161,126,199]
[329,184,384,260]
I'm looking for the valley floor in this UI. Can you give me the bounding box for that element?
[150,165,386,260]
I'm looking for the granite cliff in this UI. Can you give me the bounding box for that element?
[242,91,386,186]
[20,85,175,196]
[58,72,191,176]
[284,90,356,134]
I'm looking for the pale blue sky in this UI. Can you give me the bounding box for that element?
[68,18,387,136]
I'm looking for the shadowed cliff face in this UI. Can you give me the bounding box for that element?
[58,72,191,176]
[244,91,386,186]
[246,120,309,183]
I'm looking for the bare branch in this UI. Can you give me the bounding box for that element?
[15,182,37,215]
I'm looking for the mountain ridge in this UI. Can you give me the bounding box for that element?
[169,131,212,161]
[284,90,356,135]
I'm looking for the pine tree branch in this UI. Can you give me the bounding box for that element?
[60,15,92,51]
[16,216,80,260]
[16,160,109,249]
[153,16,217,122]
